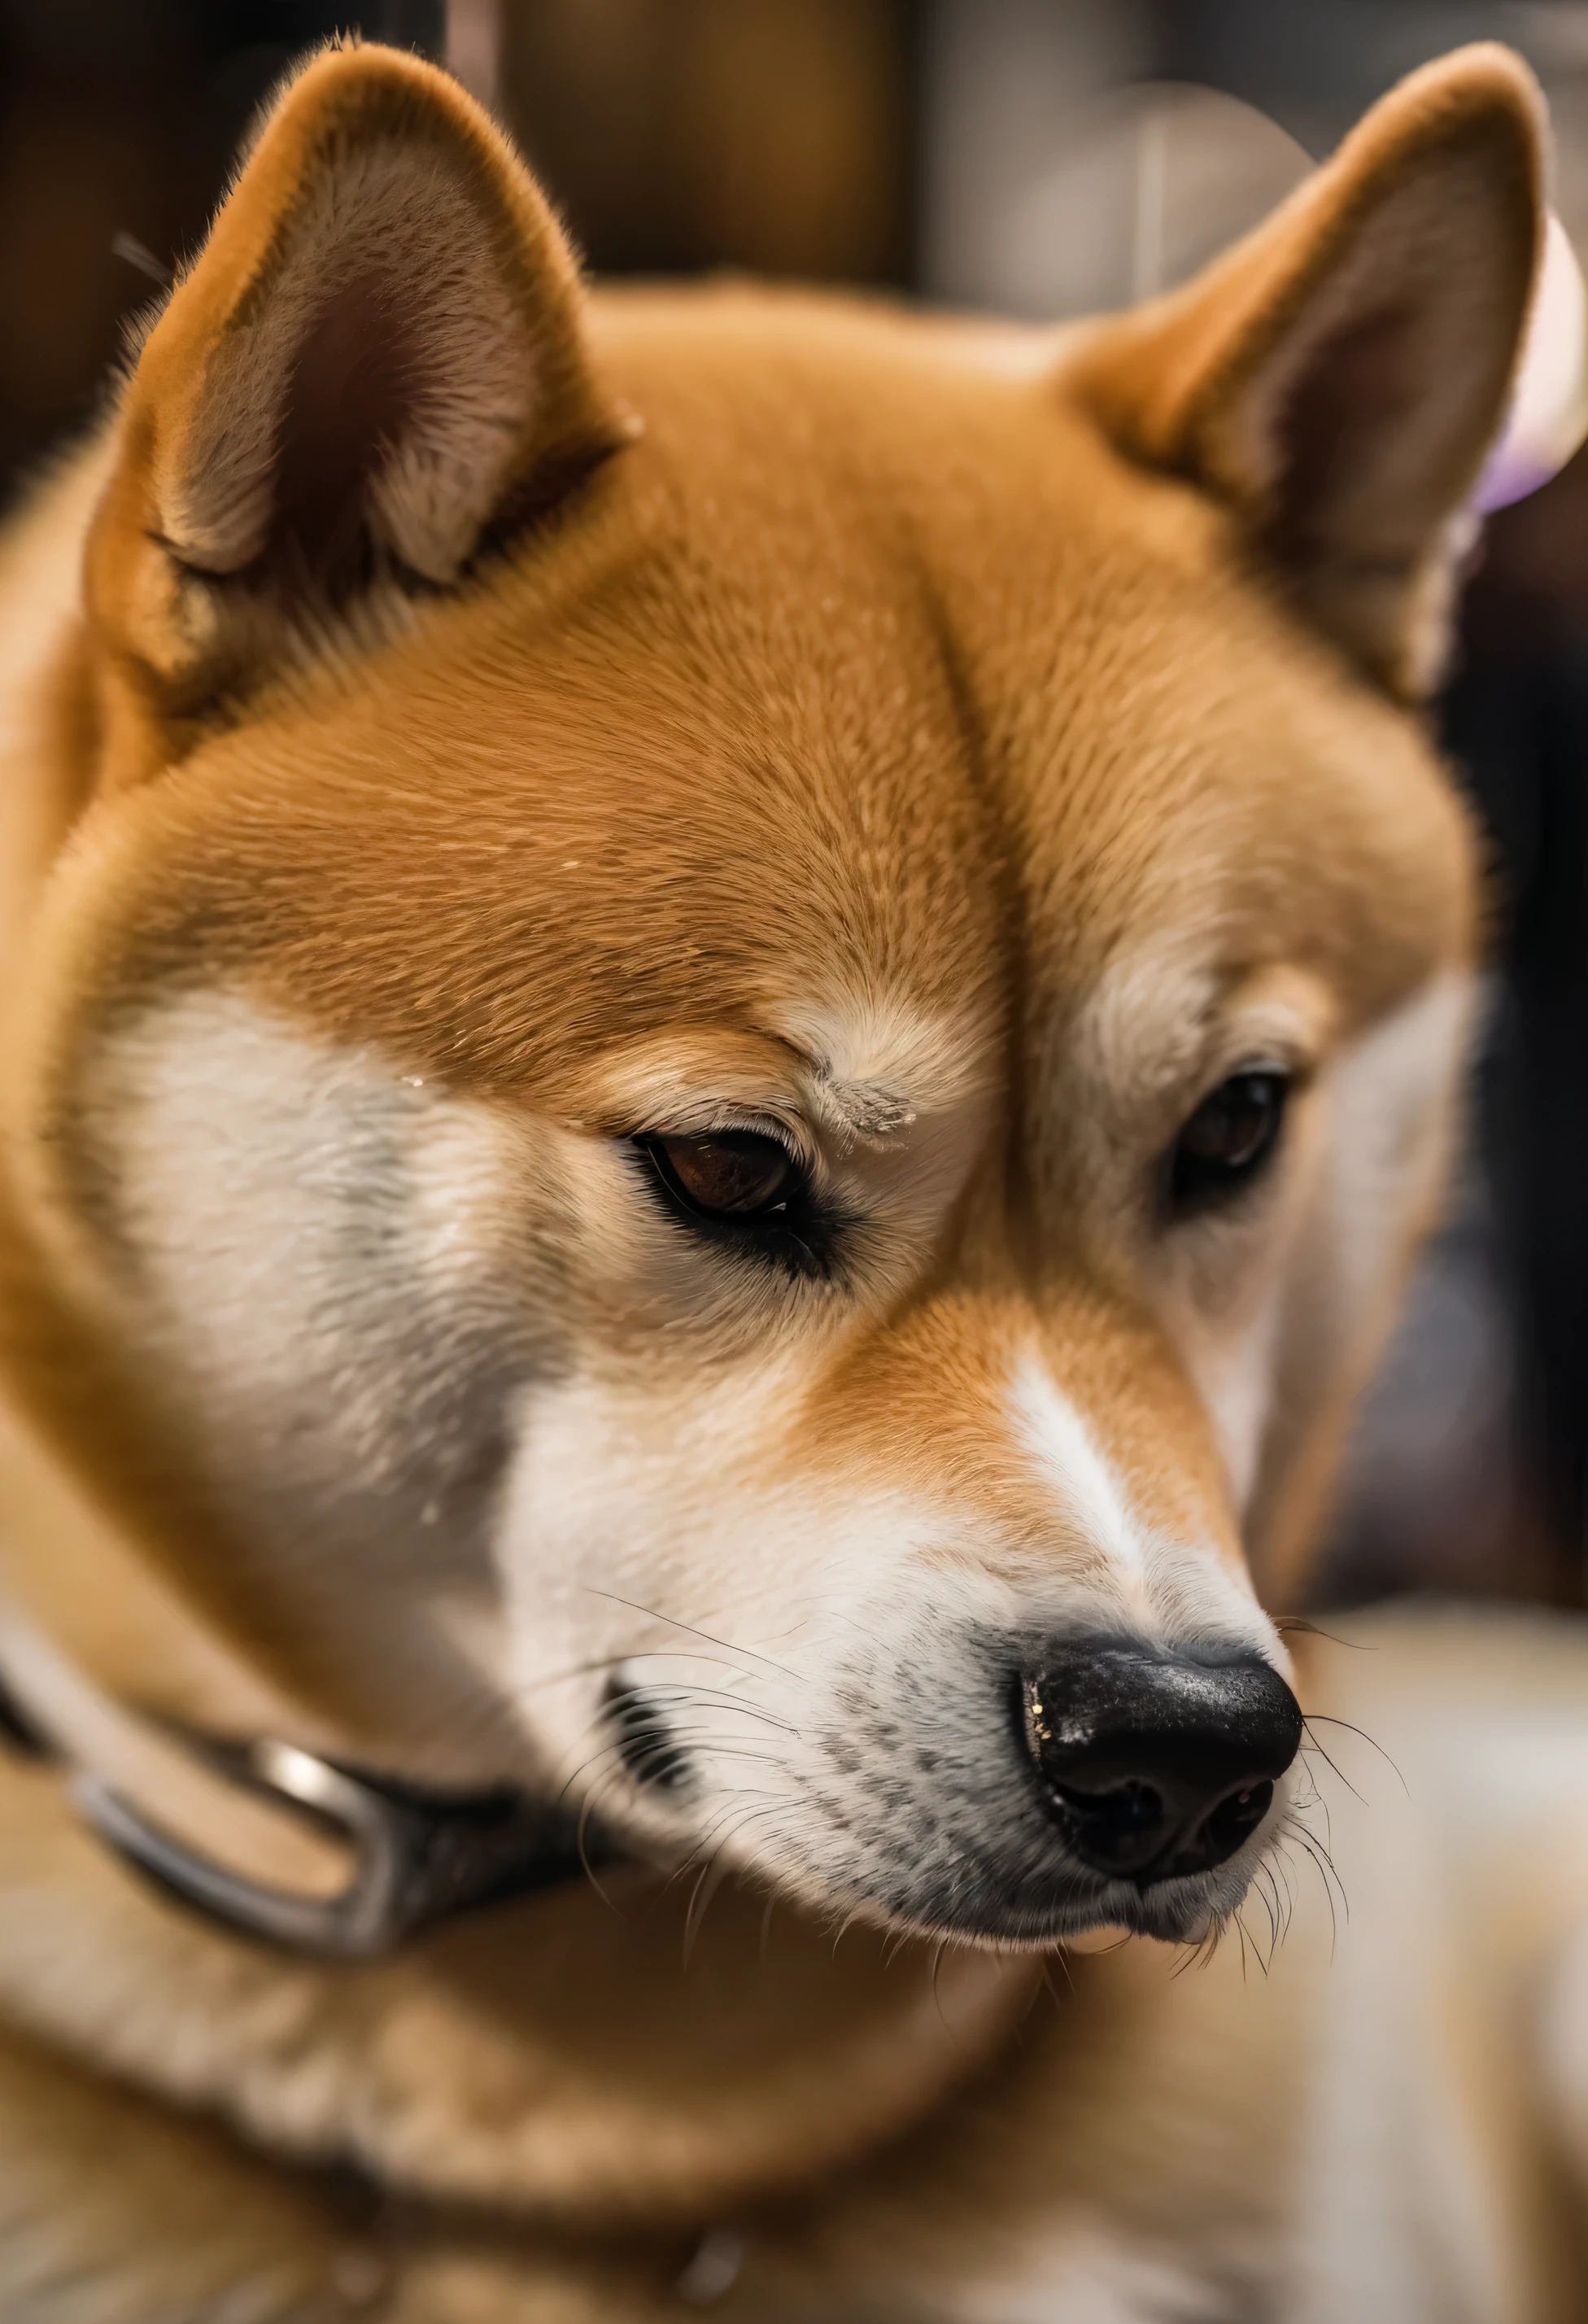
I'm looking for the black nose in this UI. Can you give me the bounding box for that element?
[1020,1642,1302,1884]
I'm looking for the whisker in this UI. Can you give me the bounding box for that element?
[582,1588,805,1684]
[1299,1723,1369,1807]
[574,1773,638,1918]
[513,1646,641,1697]
[682,1840,747,1967]
[1234,1909,1255,1983]
[601,1680,801,1737]
[1283,1824,1346,1955]
[1040,1952,1074,2006]
[1174,1916,1227,1977]
[1301,1713,1408,1795]
[1252,1864,1279,1956]
[662,1798,789,1900]
[1272,1617,1375,1651]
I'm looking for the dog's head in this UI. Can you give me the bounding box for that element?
[0,44,1546,1946]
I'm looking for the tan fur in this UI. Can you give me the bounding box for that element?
[0,35,1582,2320]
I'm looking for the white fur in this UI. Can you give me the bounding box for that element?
[1145,968,1475,1540]
[74,973,1313,1940]
[1007,1358,1146,1584]
[1005,1355,1279,1671]
[946,2226,1237,2322]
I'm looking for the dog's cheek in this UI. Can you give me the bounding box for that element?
[1237,968,1476,1588]
[59,986,589,1703]
[1147,968,1474,1558]
[488,1405,981,1865]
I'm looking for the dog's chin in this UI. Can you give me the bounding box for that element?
[783,1841,1277,1954]
[603,1773,1289,1955]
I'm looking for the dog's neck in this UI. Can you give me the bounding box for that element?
[0,1383,1037,2224]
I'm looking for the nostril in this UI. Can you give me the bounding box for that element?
[1200,1778,1276,1863]
[1019,1643,1301,1885]
[1049,1773,1172,1877]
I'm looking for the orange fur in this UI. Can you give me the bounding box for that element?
[0,37,1580,2322]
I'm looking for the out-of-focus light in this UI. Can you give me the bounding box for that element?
[447,0,500,111]
[1474,211,1588,510]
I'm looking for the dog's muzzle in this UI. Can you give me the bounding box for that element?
[1020,1642,1302,1884]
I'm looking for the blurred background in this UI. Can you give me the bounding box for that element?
[1,0,1583,1612]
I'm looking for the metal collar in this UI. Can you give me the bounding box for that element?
[0,1597,600,1957]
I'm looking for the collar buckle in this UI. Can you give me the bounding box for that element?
[0,1597,601,1957]
[76,1740,597,1956]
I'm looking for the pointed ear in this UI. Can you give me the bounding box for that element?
[86,42,628,776]
[1067,45,1547,697]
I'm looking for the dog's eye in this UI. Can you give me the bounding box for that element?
[646,1130,795,1219]
[1168,1070,1288,1210]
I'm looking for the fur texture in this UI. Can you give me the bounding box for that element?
[0,36,1584,2320]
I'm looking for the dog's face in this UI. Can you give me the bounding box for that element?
[0,47,1540,1946]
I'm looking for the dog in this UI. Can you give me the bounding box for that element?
[0,33,1586,2319]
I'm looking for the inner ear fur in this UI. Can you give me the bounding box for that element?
[1067,43,1545,698]
[86,41,627,778]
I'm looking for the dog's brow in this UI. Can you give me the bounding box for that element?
[810,1077,919,1146]
[778,993,994,1141]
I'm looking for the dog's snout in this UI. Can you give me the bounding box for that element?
[1020,1644,1302,1885]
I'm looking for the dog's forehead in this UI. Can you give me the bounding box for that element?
[587,294,1472,1040]
[94,293,1472,1101]
[105,485,1001,1108]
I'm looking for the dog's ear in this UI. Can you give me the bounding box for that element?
[86,42,626,781]
[1068,44,1546,697]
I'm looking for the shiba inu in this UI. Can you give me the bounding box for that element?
[0,32,1586,2320]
